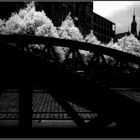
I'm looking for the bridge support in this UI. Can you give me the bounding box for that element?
[19,84,33,129]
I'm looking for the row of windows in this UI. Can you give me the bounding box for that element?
[93,25,113,35]
[78,13,113,31]
[95,33,112,43]
[93,14,113,30]
[40,2,115,43]
[52,2,114,32]
[78,23,114,42]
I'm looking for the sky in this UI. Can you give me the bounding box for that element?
[93,1,140,34]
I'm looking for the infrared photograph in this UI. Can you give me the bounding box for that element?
[0,1,140,138]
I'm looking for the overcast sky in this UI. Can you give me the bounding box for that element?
[93,1,140,34]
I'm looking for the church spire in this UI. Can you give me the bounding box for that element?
[131,8,137,37]
[127,25,130,35]
[134,8,135,15]
[138,26,140,40]
[133,8,136,21]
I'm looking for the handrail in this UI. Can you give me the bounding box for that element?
[0,34,140,64]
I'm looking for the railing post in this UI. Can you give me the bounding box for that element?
[19,83,33,129]
[18,51,33,129]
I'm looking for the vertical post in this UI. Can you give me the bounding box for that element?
[18,52,33,129]
[19,83,33,129]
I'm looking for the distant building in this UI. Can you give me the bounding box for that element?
[115,9,140,41]
[131,9,137,37]
[115,31,130,41]
[0,1,116,43]
[92,12,115,43]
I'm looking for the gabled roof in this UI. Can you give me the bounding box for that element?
[115,32,130,40]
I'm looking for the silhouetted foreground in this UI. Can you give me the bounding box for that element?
[0,34,140,137]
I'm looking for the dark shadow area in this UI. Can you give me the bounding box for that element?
[0,35,140,138]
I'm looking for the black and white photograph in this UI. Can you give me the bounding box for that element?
[0,1,140,138]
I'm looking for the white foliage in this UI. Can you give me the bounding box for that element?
[58,13,84,41]
[79,50,92,65]
[57,13,84,62]
[84,30,100,45]
[80,30,101,64]
[4,2,58,37]
[5,13,27,34]
[35,23,58,38]
[106,38,123,51]
[55,46,68,62]
[118,34,140,56]
[0,19,6,34]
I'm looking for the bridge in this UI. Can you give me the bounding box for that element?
[0,34,140,137]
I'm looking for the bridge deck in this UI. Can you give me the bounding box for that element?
[0,89,97,127]
[0,88,140,128]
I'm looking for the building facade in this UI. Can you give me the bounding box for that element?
[36,2,115,43]
[0,2,25,19]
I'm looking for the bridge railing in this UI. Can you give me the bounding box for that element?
[0,34,140,130]
[0,34,140,69]
[0,33,140,85]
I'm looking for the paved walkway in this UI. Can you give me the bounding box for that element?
[0,89,97,127]
[0,88,139,128]
[110,87,140,103]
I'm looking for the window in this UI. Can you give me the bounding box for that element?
[112,24,116,31]
[101,18,103,26]
[94,14,97,23]
[87,15,92,24]
[62,4,68,20]
[79,5,85,22]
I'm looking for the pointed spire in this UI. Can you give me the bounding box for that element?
[133,8,136,21]
[127,25,130,35]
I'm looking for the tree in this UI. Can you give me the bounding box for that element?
[56,13,84,62]
[117,34,140,56]
[0,19,6,34]
[84,30,100,45]
[106,38,122,51]
[4,2,58,37]
[80,30,101,65]
[58,13,84,41]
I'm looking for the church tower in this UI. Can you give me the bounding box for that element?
[131,9,137,37]
[138,26,140,40]
[127,25,130,36]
